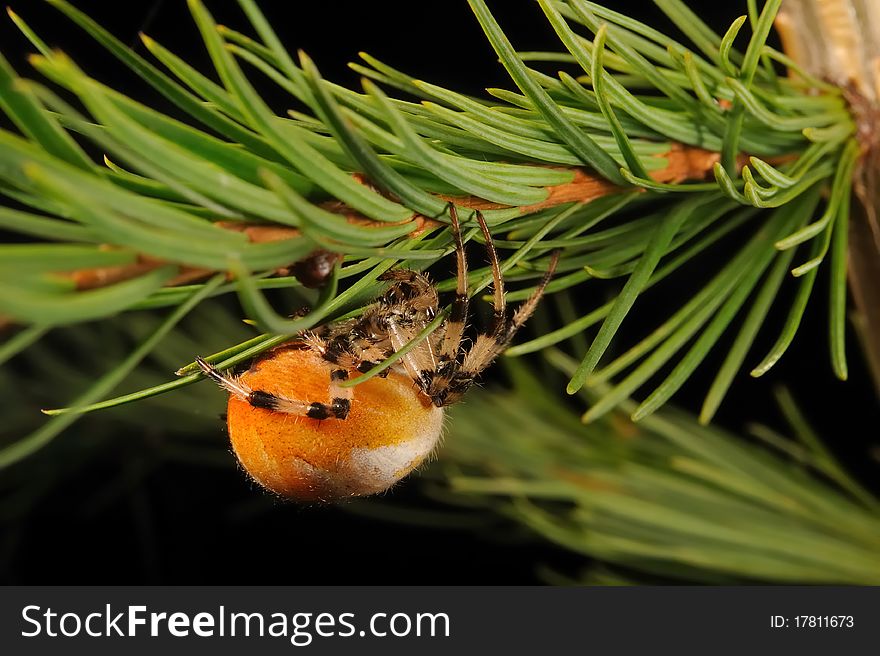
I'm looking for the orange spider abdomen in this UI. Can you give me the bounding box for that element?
[226,347,444,501]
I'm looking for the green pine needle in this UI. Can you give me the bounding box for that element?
[0,0,865,452]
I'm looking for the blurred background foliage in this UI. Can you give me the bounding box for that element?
[0,0,878,583]
[3,300,878,584]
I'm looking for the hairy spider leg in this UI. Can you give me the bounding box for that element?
[475,210,507,334]
[426,209,523,405]
[301,325,387,376]
[196,356,353,420]
[498,250,561,347]
[451,210,510,380]
[460,249,560,377]
[437,204,469,367]
[375,268,441,383]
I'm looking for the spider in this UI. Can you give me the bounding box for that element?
[197,205,559,501]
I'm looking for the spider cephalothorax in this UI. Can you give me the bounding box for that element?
[198,206,559,501]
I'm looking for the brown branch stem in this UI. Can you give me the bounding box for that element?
[53,143,729,296]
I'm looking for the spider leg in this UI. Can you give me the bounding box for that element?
[474,210,506,334]
[364,271,440,380]
[196,356,353,420]
[459,249,561,377]
[437,203,469,364]
[426,208,511,405]
[429,210,507,398]
[386,315,445,390]
[496,250,560,348]
[196,356,253,399]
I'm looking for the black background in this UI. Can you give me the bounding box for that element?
[0,1,878,585]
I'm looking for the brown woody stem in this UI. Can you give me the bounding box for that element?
[54,143,726,295]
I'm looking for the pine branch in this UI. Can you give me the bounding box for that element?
[0,0,869,462]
